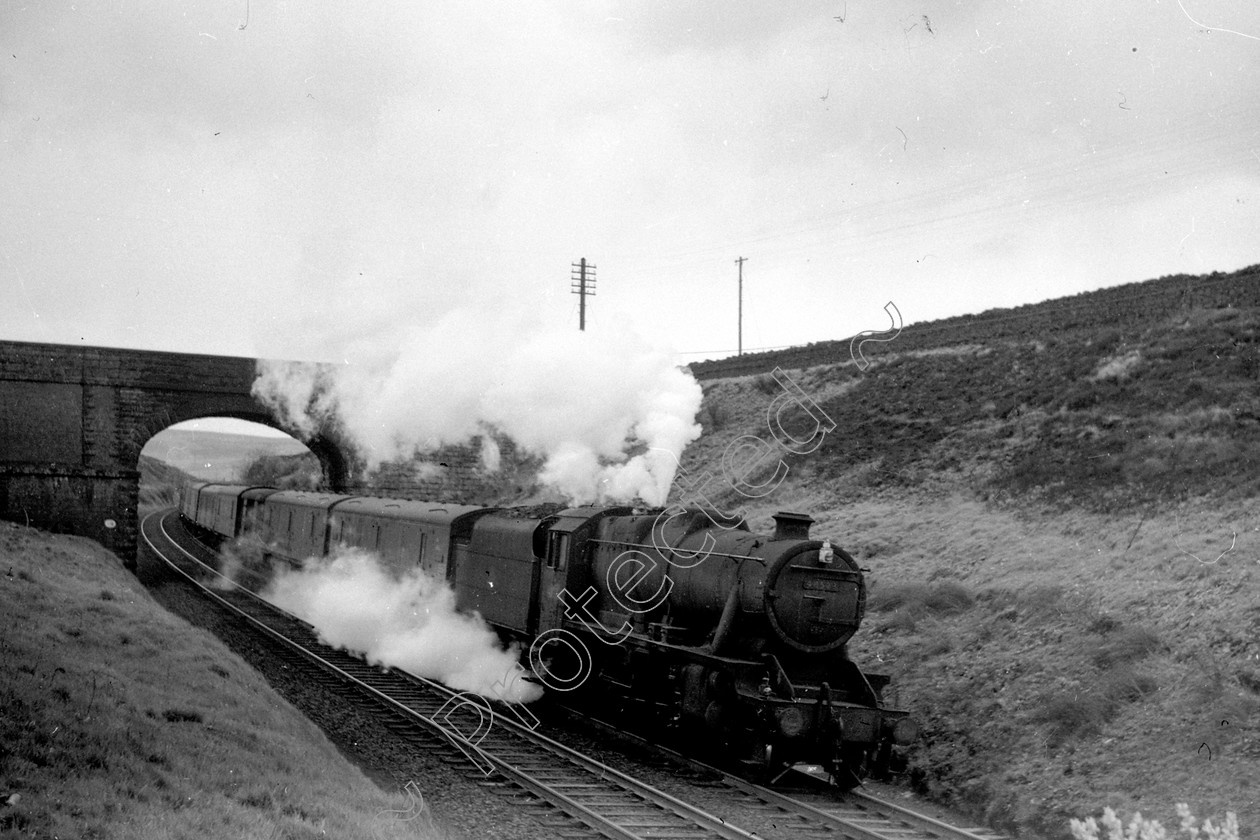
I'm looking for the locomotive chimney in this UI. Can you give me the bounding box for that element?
[772,511,814,540]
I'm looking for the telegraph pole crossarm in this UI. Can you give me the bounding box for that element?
[570,258,597,331]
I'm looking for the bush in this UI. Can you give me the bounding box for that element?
[240,451,322,490]
[753,373,780,395]
[1032,668,1158,745]
[1070,804,1239,840]
[1089,626,1162,668]
[162,708,203,723]
[867,581,974,615]
[923,581,975,614]
[700,402,730,431]
[867,582,929,613]
[1098,667,1158,703]
[874,607,920,633]
[1035,692,1114,744]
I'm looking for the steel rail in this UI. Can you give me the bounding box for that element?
[142,509,761,840]
[558,705,1008,840]
[844,789,1005,840]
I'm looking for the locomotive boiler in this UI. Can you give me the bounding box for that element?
[179,482,915,786]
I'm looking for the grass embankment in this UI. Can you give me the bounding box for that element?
[724,488,1258,839]
[802,495,1256,839]
[680,300,1260,839]
[0,521,448,839]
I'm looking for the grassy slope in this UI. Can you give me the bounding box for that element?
[141,430,311,483]
[678,279,1260,838]
[0,522,446,840]
[137,455,195,514]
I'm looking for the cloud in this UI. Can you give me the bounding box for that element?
[2,0,1257,361]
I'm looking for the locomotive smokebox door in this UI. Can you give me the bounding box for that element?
[764,547,862,652]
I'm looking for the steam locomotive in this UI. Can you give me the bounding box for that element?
[179,481,915,786]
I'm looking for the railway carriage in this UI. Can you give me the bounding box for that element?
[328,497,489,578]
[255,491,349,562]
[239,487,281,537]
[186,483,266,543]
[448,505,632,643]
[178,480,207,522]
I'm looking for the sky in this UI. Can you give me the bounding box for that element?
[3,0,1258,368]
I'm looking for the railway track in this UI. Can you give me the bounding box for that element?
[142,507,1008,840]
[552,711,1010,840]
[141,508,758,840]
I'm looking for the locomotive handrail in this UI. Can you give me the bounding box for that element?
[585,537,768,565]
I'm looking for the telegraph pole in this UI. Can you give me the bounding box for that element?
[571,258,596,331]
[735,256,747,355]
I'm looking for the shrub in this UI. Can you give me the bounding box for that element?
[867,581,974,615]
[1070,804,1239,840]
[753,373,780,395]
[1035,692,1114,744]
[1091,350,1142,382]
[1013,584,1069,621]
[1237,668,1260,695]
[162,708,203,723]
[1098,667,1158,703]
[923,581,974,614]
[874,607,919,633]
[1087,613,1122,634]
[1090,626,1162,668]
[868,582,930,613]
[700,402,730,431]
[240,451,322,490]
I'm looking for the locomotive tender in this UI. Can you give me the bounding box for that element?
[180,481,915,786]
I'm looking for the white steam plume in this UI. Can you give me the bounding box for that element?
[261,546,541,704]
[478,435,501,473]
[253,308,702,505]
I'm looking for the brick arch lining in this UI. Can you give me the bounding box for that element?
[133,402,359,493]
[124,395,281,464]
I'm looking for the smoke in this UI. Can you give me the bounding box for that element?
[251,361,340,442]
[261,546,541,704]
[210,533,278,594]
[478,435,501,474]
[252,307,703,505]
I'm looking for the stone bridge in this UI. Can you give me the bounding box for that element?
[0,339,353,564]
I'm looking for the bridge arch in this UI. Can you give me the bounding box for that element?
[0,339,357,565]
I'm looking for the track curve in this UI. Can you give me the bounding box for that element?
[141,508,763,840]
[550,706,1011,840]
